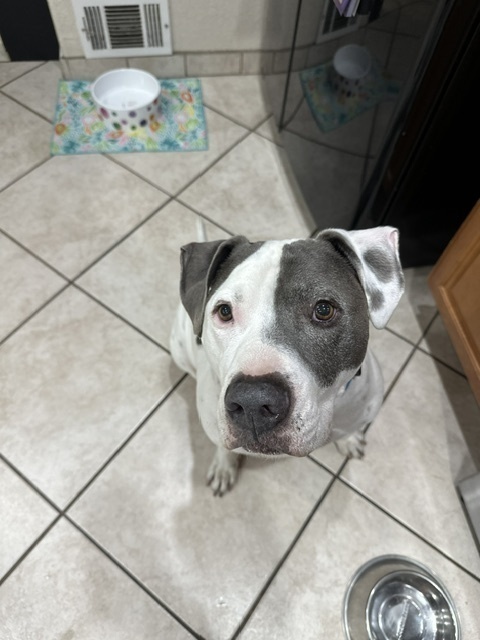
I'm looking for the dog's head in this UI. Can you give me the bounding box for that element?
[179,227,404,456]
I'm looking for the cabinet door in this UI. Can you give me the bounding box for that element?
[428,200,480,404]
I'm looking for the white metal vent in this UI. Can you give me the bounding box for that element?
[71,0,171,58]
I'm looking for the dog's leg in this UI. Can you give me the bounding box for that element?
[334,427,367,459]
[207,447,242,496]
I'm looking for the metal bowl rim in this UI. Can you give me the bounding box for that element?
[343,555,462,640]
[366,568,460,640]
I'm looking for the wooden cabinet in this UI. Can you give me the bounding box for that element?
[428,200,480,404]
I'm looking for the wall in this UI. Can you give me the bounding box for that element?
[46,0,326,78]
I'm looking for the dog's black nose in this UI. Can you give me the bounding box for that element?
[225,374,290,435]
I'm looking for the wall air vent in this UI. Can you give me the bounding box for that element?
[71,0,171,58]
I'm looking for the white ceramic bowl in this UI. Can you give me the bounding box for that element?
[331,44,372,98]
[91,68,160,133]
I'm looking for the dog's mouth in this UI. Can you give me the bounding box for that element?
[225,427,314,457]
[241,440,285,456]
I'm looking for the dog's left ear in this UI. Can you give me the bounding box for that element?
[318,226,405,329]
[179,236,249,337]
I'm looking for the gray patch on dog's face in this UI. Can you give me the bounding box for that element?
[363,248,394,283]
[207,241,264,302]
[269,238,369,387]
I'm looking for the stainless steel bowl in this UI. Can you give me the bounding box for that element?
[343,555,461,640]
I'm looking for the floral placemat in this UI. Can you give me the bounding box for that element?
[51,78,208,155]
[300,61,401,133]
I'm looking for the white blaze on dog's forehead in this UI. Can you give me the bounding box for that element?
[206,239,295,376]
[211,239,293,308]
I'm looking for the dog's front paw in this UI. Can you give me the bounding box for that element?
[334,430,367,459]
[207,447,241,496]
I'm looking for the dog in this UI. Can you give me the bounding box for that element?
[170,226,404,495]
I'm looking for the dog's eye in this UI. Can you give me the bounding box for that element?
[313,300,336,322]
[217,303,233,322]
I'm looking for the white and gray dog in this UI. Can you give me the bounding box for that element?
[170,226,404,495]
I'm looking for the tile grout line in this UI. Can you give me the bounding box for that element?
[172,128,253,200]
[0,228,69,281]
[0,515,63,589]
[72,282,171,353]
[0,61,48,90]
[174,198,236,238]
[0,507,203,639]
[104,153,177,196]
[415,343,467,379]
[281,123,376,160]
[70,199,173,281]
[0,452,63,514]
[0,282,71,348]
[0,377,189,585]
[0,155,51,195]
[64,515,206,640]
[201,101,272,133]
[62,373,188,514]
[104,128,255,222]
[230,471,338,640]
[336,474,480,585]
[0,223,172,354]
[0,87,55,124]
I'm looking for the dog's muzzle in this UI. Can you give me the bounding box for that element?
[224,373,291,442]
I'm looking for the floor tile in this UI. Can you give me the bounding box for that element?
[238,481,480,639]
[0,94,51,191]
[112,107,248,195]
[420,312,464,374]
[310,327,413,472]
[342,350,480,574]
[386,265,437,343]
[0,460,57,580]
[78,201,230,347]
[0,234,66,342]
[200,75,271,129]
[2,61,62,121]
[0,61,43,88]
[368,325,414,391]
[0,155,168,278]
[0,287,181,507]
[70,377,332,640]
[0,518,194,639]
[180,133,315,239]
[1,64,476,640]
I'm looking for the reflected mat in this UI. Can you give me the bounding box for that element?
[300,61,401,133]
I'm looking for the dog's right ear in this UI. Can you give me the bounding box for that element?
[180,236,249,337]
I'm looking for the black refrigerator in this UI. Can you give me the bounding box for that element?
[268,0,480,267]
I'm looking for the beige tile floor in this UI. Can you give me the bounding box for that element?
[0,61,479,639]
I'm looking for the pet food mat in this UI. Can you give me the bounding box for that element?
[51,78,208,155]
[300,61,401,133]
